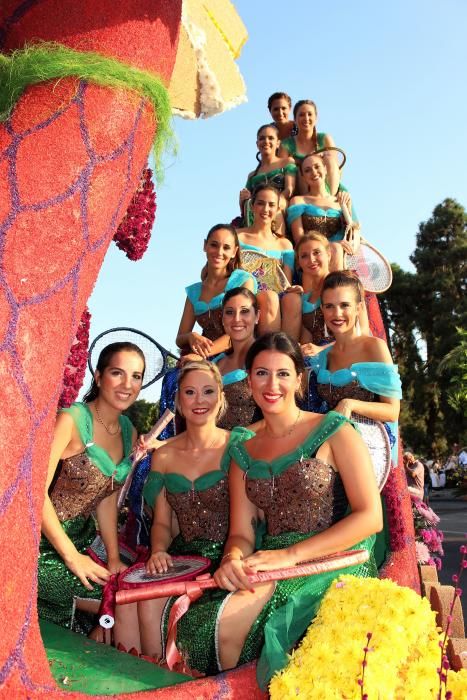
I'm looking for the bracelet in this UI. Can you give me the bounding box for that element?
[221,552,242,562]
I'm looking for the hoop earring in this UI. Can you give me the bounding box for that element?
[323,320,329,338]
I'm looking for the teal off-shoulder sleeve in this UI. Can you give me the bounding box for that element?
[282,249,295,271]
[287,204,305,225]
[143,471,164,507]
[185,281,201,306]
[355,363,402,399]
[228,268,258,294]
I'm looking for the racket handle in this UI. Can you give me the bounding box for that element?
[117,409,175,509]
[341,201,353,226]
[115,550,369,605]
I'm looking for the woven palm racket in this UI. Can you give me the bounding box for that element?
[240,249,290,293]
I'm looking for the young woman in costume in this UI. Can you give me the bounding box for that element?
[281,233,369,355]
[279,99,341,195]
[213,287,262,430]
[287,153,359,270]
[308,272,402,568]
[142,332,381,684]
[237,185,294,332]
[176,224,256,360]
[267,91,296,140]
[38,342,144,632]
[126,361,245,657]
[238,124,297,234]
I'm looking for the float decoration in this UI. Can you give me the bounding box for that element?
[58,306,91,409]
[113,167,157,261]
[269,575,467,699]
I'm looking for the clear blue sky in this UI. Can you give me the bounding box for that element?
[86,0,467,402]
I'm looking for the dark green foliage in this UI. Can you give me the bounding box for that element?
[380,199,466,458]
[124,399,159,435]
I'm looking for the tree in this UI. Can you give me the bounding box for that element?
[124,399,159,434]
[380,199,466,457]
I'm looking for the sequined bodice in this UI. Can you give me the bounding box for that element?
[302,307,334,345]
[302,213,342,239]
[246,459,347,536]
[50,451,119,521]
[165,479,229,542]
[196,308,224,341]
[318,380,375,409]
[217,377,259,430]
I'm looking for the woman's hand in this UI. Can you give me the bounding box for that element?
[64,551,110,590]
[213,557,255,592]
[107,557,128,576]
[301,342,322,357]
[243,548,297,572]
[188,332,213,359]
[146,551,173,575]
[284,285,304,294]
[239,188,251,205]
[334,398,355,419]
[337,190,352,211]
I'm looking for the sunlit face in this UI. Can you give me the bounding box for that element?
[204,229,238,270]
[269,98,290,125]
[178,370,221,424]
[252,189,279,224]
[301,155,326,185]
[222,295,258,342]
[297,239,331,276]
[256,127,280,155]
[295,103,317,130]
[96,351,144,410]
[248,350,301,414]
[321,286,361,335]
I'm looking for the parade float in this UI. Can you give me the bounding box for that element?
[0,1,465,697]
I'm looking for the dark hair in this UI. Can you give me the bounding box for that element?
[251,184,281,205]
[254,123,280,167]
[245,332,305,376]
[293,100,318,152]
[299,152,326,176]
[293,99,317,120]
[222,286,259,313]
[83,342,146,403]
[204,223,242,275]
[267,92,292,111]
[321,270,364,304]
[256,123,279,139]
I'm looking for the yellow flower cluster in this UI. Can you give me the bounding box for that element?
[270,575,467,699]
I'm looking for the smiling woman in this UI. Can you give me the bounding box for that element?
[38,342,144,633]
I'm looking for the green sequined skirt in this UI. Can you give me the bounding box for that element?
[38,515,101,632]
[163,531,377,682]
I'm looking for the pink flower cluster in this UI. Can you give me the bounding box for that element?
[58,307,91,408]
[411,496,444,569]
[113,168,156,261]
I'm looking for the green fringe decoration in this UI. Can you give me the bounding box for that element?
[0,42,176,181]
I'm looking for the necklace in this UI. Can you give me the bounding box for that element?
[94,402,121,436]
[265,409,301,439]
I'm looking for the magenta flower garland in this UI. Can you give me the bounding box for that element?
[58,307,91,408]
[113,167,157,261]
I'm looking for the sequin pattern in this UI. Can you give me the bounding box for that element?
[196,308,224,341]
[302,214,342,239]
[217,377,259,430]
[302,307,334,345]
[246,459,348,535]
[165,479,229,542]
[318,381,375,409]
[50,451,119,521]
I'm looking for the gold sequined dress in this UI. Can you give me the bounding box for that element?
[37,402,134,631]
[212,355,262,430]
